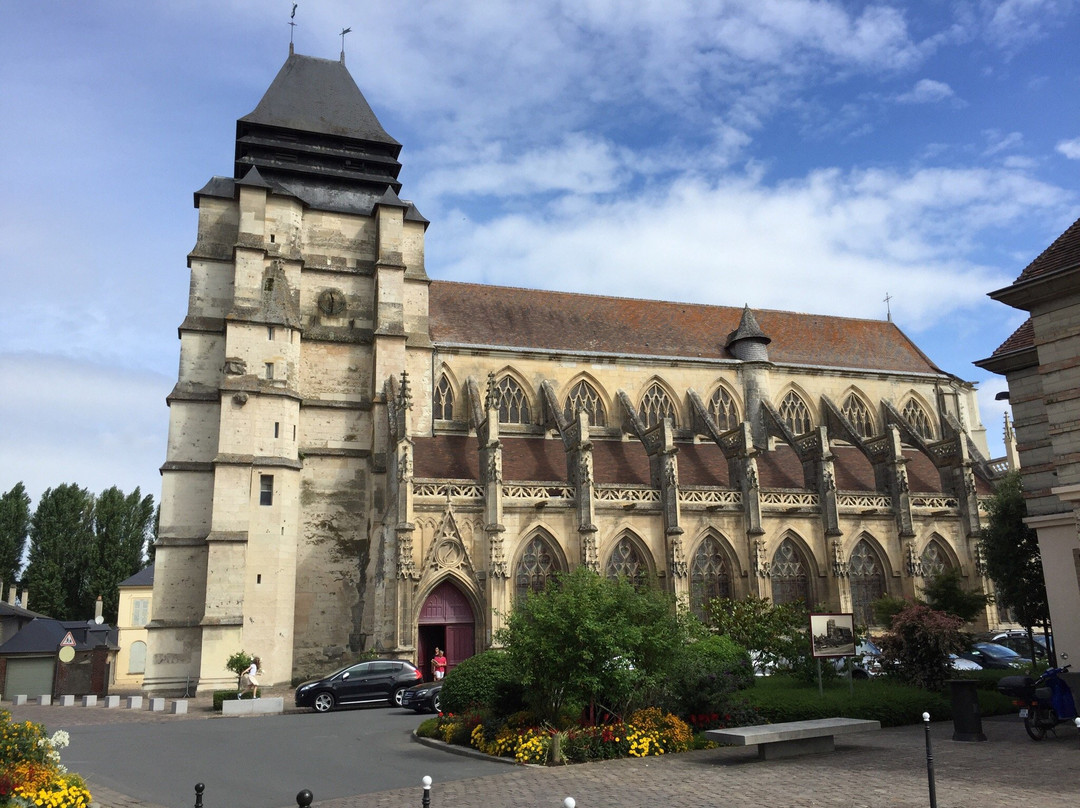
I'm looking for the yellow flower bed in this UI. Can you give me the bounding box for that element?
[0,710,92,808]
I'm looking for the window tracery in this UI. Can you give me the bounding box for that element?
[709,387,739,432]
[903,399,934,440]
[690,536,732,621]
[496,376,531,424]
[849,539,885,626]
[606,536,648,587]
[779,391,812,435]
[842,394,874,438]
[771,538,811,606]
[641,384,677,429]
[564,380,607,427]
[515,534,560,599]
[920,539,951,579]
[434,375,454,421]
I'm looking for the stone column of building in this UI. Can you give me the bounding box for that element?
[386,372,419,652]
[478,375,509,635]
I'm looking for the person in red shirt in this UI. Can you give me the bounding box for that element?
[431,648,447,680]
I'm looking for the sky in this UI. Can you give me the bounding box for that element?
[2,0,1080,510]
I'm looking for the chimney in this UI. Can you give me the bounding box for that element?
[6,586,14,606]
[95,596,104,622]
[19,589,28,611]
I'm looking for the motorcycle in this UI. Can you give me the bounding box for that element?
[997,664,1077,740]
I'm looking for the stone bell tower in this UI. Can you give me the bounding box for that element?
[145,47,431,693]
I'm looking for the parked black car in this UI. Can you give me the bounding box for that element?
[983,630,1052,663]
[400,681,443,713]
[295,660,423,712]
[958,642,1027,670]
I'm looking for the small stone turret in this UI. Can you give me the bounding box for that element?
[726,305,771,362]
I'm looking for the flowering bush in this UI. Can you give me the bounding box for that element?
[0,710,91,808]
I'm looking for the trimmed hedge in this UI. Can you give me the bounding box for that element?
[438,649,523,715]
[738,674,1016,727]
[213,690,242,711]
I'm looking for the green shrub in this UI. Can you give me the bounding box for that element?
[438,650,523,715]
[659,634,754,719]
[213,690,242,711]
[415,717,440,738]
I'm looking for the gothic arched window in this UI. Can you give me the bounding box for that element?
[842,394,874,439]
[515,534,560,599]
[564,380,607,427]
[920,539,951,580]
[434,375,454,421]
[690,535,733,622]
[771,538,812,606]
[903,399,934,440]
[606,536,648,588]
[496,376,532,424]
[779,392,812,435]
[709,387,739,432]
[641,384,677,429]
[849,539,886,626]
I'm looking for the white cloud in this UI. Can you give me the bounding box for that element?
[984,0,1076,50]
[0,355,170,507]
[896,79,955,104]
[983,130,1024,156]
[429,165,1064,330]
[1057,137,1080,159]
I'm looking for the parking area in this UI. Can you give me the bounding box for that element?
[5,694,1080,808]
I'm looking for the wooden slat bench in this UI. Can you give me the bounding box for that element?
[706,717,880,760]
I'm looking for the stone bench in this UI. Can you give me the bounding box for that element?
[222,697,285,716]
[706,717,880,760]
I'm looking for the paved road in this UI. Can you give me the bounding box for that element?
[6,693,1080,808]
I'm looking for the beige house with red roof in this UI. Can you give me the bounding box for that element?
[978,215,1080,679]
[144,48,1002,694]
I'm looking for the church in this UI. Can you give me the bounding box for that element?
[144,48,1004,693]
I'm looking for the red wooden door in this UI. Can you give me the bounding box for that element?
[418,581,475,672]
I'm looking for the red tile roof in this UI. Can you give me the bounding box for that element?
[1014,215,1080,284]
[428,281,944,374]
[987,317,1034,359]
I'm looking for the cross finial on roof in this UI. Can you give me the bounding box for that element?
[883,292,893,322]
[340,27,352,62]
[289,4,298,47]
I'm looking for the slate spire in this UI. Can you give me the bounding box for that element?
[726,305,771,362]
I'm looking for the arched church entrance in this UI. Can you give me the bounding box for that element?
[418,581,475,681]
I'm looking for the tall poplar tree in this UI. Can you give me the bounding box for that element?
[90,486,155,623]
[0,482,31,587]
[24,484,95,619]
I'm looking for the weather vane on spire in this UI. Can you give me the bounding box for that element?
[289,3,298,45]
[340,26,352,61]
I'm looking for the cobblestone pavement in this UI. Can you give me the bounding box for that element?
[6,694,1080,808]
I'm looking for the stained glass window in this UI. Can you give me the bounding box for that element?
[842,394,874,438]
[564,380,607,427]
[606,536,648,587]
[709,387,739,432]
[434,375,454,421]
[515,534,560,599]
[641,384,677,429]
[779,392,812,435]
[690,536,733,621]
[771,538,812,606]
[903,399,934,440]
[920,539,951,579]
[496,376,531,424]
[849,539,885,626]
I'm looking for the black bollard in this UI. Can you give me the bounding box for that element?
[194,782,205,808]
[296,789,314,807]
[923,712,937,808]
[422,775,432,808]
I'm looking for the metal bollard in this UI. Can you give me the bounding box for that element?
[564,799,576,808]
[297,789,314,807]
[1075,717,1080,749]
[194,782,204,808]
[923,712,937,808]
[422,775,432,808]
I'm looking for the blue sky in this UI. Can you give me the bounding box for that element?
[2,0,1079,508]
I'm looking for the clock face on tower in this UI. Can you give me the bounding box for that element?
[318,288,347,316]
